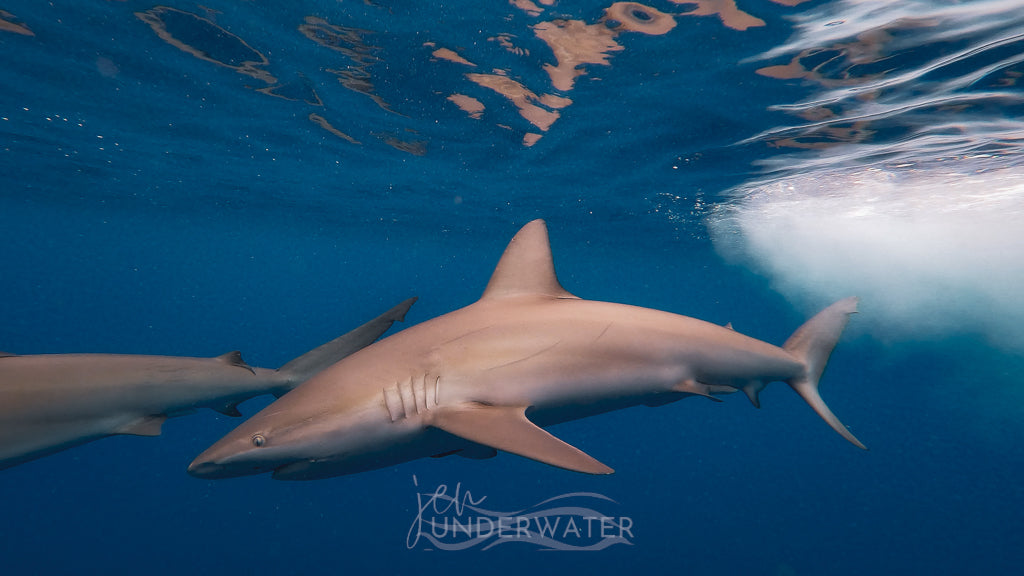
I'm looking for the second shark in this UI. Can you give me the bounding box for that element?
[0,298,414,470]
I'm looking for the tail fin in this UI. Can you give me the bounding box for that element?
[276,297,417,389]
[782,297,866,450]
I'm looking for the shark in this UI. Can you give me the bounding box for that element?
[189,220,864,481]
[0,297,415,470]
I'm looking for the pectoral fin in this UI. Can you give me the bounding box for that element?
[430,403,613,475]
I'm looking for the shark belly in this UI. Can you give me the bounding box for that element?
[0,414,142,469]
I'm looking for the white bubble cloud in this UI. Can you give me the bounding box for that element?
[709,161,1024,348]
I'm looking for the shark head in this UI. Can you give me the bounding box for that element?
[186,299,420,480]
[187,375,398,480]
[188,407,337,479]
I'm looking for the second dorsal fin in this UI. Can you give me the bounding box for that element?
[216,351,255,375]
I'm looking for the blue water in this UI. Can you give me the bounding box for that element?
[2,0,1023,574]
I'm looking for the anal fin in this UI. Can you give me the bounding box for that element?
[213,401,243,417]
[430,403,613,475]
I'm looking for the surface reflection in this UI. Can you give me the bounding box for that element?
[436,1,717,146]
[129,1,777,150]
[747,0,1024,158]
[136,7,276,84]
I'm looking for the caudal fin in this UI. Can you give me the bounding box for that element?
[276,297,417,388]
[782,297,867,450]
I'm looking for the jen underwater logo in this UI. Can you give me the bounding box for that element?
[406,476,634,551]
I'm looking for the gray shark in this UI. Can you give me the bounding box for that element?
[0,298,415,470]
[189,220,864,481]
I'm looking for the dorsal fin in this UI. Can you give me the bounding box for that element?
[481,219,577,300]
[216,351,255,375]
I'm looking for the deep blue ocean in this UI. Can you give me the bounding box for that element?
[3,0,1023,574]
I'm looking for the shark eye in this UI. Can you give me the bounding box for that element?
[251,434,266,447]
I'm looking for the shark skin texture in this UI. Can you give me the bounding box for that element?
[189,220,863,481]
[0,298,415,470]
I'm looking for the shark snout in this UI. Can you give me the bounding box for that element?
[187,449,245,479]
[187,453,277,479]
[187,458,234,479]
[188,439,265,479]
